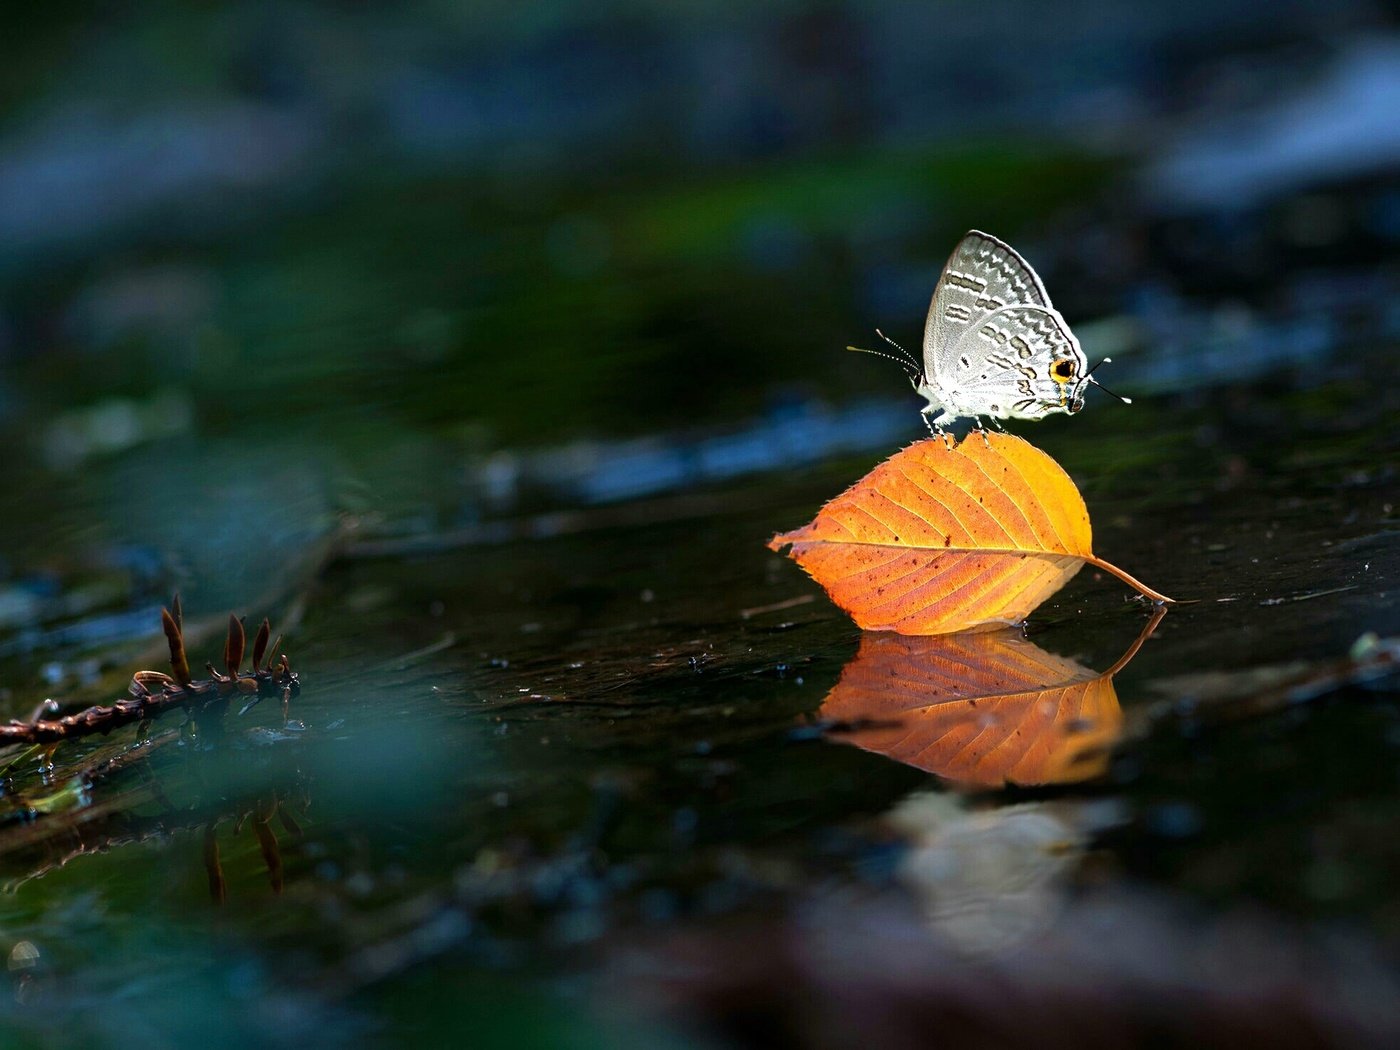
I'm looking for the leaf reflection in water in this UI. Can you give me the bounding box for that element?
[821,608,1165,787]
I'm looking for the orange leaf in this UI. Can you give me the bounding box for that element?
[820,608,1163,787]
[768,432,1168,634]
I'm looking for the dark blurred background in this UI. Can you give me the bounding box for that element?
[1,3,1396,546]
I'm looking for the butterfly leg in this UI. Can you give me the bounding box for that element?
[971,417,991,447]
[922,407,953,449]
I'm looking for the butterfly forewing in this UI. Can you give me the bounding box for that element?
[923,231,1052,384]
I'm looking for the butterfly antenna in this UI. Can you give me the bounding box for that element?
[1084,357,1133,404]
[875,329,921,372]
[845,343,920,379]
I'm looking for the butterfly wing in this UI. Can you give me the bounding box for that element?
[923,231,1052,384]
[944,305,1085,419]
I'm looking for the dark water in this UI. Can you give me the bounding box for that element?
[1,6,1399,1048]
[0,356,1393,1046]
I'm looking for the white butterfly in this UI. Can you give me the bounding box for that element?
[852,230,1127,434]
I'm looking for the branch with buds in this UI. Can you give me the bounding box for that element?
[0,596,300,746]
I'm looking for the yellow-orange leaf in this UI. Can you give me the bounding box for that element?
[821,630,1122,787]
[768,432,1168,634]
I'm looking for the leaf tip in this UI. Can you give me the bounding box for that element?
[767,531,795,553]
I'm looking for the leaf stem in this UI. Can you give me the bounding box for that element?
[1085,555,1174,604]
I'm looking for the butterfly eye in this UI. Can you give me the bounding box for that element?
[1051,359,1076,383]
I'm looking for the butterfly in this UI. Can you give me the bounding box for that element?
[850,230,1127,435]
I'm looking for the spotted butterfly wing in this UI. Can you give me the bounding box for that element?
[944,304,1085,419]
[922,230,1052,386]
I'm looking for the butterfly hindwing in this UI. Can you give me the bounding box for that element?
[945,305,1085,419]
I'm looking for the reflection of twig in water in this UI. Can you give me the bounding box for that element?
[0,740,308,903]
[205,792,307,902]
